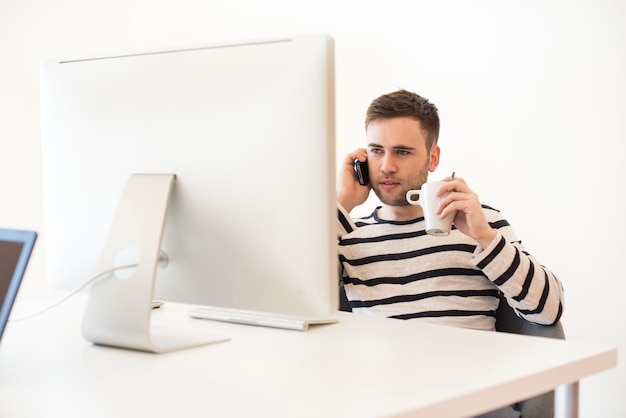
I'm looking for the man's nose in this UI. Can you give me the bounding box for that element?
[380,155,397,174]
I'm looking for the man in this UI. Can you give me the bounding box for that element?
[337,89,564,332]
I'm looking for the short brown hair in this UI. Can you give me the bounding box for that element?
[365,89,440,150]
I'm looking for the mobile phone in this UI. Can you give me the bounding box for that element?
[353,159,370,186]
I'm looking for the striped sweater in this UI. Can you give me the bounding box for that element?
[337,203,564,331]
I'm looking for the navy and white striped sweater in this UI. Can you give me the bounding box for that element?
[337,203,564,331]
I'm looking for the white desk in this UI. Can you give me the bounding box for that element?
[0,296,616,418]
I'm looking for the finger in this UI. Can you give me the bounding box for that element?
[450,175,465,183]
[344,148,367,165]
[437,180,461,197]
[354,148,368,163]
[437,191,473,214]
[440,179,475,198]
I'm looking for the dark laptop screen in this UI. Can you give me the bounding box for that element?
[0,241,25,303]
[0,229,37,343]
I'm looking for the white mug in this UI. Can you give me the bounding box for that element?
[406,181,456,236]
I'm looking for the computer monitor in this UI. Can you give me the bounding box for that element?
[40,34,337,351]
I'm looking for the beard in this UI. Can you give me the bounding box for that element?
[371,160,430,206]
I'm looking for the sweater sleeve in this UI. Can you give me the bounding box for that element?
[471,226,564,326]
[337,202,357,237]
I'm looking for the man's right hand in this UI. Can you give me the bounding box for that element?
[337,148,370,213]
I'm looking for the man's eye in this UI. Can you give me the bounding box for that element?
[370,148,383,154]
[398,150,410,155]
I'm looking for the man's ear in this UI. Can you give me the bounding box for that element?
[428,145,440,172]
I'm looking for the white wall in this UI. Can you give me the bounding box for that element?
[1,0,624,415]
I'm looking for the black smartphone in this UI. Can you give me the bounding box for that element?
[353,159,370,186]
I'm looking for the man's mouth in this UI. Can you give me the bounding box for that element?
[379,179,400,190]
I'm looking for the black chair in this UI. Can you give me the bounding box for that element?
[338,284,565,417]
[494,292,565,417]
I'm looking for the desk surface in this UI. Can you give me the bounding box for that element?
[0,296,617,418]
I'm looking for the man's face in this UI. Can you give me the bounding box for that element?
[365,117,439,207]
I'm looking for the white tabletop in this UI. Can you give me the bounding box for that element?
[0,296,617,418]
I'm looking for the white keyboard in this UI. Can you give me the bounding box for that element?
[188,306,338,331]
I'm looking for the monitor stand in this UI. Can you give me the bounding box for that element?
[81,174,229,353]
